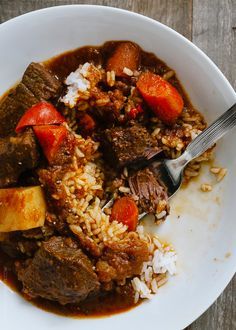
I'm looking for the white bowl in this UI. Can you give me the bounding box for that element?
[0,5,235,330]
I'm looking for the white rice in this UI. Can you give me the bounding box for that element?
[131,225,177,302]
[152,250,177,275]
[60,62,92,107]
[61,62,102,108]
[123,67,134,76]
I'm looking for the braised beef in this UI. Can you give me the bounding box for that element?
[96,233,149,284]
[0,129,39,187]
[16,236,100,305]
[101,124,160,168]
[0,231,39,258]
[0,240,22,258]
[92,89,126,125]
[1,240,39,258]
[38,168,70,235]
[0,63,62,137]
[128,168,169,214]
[45,211,69,236]
[0,89,38,138]
[22,226,54,240]
[22,62,62,101]
[39,167,68,209]
[93,104,118,126]
[15,83,39,110]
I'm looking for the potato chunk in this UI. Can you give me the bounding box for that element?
[0,186,46,232]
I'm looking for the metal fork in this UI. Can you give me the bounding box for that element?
[103,102,236,217]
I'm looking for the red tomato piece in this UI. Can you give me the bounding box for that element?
[110,196,138,231]
[128,108,138,119]
[136,72,184,124]
[128,104,144,119]
[33,125,68,163]
[16,102,65,133]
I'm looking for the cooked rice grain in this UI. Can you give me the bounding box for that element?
[131,226,177,303]
[123,67,134,76]
[201,183,212,192]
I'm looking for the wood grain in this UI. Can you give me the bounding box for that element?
[0,1,235,329]
[192,0,236,89]
[188,1,236,328]
[0,0,193,39]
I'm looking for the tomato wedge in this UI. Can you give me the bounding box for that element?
[16,102,65,133]
[33,125,68,163]
[128,104,144,120]
[110,196,138,231]
[137,72,184,124]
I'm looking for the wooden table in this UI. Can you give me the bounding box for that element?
[0,0,235,329]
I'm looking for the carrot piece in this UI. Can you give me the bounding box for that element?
[136,72,184,124]
[106,42,140,77]
[110,196,138,231]
[33,125,68,163]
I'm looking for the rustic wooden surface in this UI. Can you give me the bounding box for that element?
[0,0,235,329]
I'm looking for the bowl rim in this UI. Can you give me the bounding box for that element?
[0,4,235,330]
[0,4,235,99]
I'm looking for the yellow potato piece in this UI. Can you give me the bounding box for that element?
[0,186,46,232]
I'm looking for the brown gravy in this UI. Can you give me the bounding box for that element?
[0,249,137,317]
[45,41,191,108]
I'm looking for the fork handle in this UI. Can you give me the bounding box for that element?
[184,102,236,161]
[167,102,236,177]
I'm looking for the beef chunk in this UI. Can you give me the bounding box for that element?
[0,63,62,137]
[15,83,39,110]
[0,129,39,187]
[38,168,71,234]
[96,233,149,284]
[1,240,39,258]
[0,232,39,258]
[93,104,118,126]
[128,168,169,214]
[0,88,38,137]
[16,236,100,305]
[101,124,160,168]
[22,62,62,100]
[91,88,126,125]
[0,94,20,137]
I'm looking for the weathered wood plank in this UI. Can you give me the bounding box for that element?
[187,278,236,330]
[192,0,236,89]
[0,0,192,39]
[187,1,236,329]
